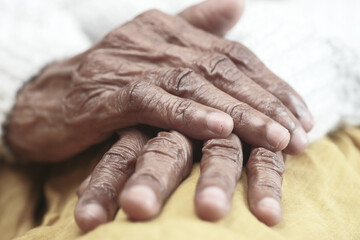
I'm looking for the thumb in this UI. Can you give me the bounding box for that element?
[178,0,245,37]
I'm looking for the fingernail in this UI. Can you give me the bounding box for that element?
[257,197,282,225]
[206,112,233,137]
[196,186,229,221]
[289,128,308,154]
[121,185,159,220]
[266,123,290,150]
[298,111,314,132]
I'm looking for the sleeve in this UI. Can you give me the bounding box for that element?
[0,0,92,162]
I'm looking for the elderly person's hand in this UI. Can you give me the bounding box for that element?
[4,0,313,234]
[70,0,312,233]
[5,0,311,163]
[76,128,285,232]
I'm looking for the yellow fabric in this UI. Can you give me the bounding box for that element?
[1,127,360,240]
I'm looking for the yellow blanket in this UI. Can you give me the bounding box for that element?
[1,127,360,240]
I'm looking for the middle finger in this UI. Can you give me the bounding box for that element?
[120,131,193,220]
[195,133,243,221]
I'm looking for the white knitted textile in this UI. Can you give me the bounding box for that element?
[0,0,91,160]
[1,0,359,161]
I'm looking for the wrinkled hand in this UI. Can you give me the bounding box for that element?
[6,0,312,163]
[76,128,285,232]
[4,0,313,233]
[73,0,306,232]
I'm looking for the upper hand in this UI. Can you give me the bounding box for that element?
[6,0,312,162]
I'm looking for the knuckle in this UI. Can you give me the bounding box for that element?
[222,40,259,71]
[115,141,140,158]
[203,138,241,156]
[142,132,191,177]
[255,96,285,116]
[145,133,188,162]
[161,68,196,97]
[104,144,139,166]
[97,156,132,179]
[247,148,285,177]
[222,41,241,57]
[159,131,190,150]
[87,180,118,200]
[227,103,251,128]
[125,81,153,112]
[146,134,179,153]
[197,53,232,77]
[169,99,194,127]
[209,55,231,74]
[254,96,297,130]
[202,138,242,167]
[161,68,210,99]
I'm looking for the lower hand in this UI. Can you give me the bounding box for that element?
[75,128,284,232]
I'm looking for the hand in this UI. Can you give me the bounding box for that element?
[76,128,285,232]
[5,0,312,163]
[74,0,297,232]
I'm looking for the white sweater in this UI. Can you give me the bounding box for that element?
[1,0,359,161]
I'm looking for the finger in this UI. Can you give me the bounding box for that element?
[132,9,312,135]
[178,0,245,36]
[155,46,308,154]
[79,51,289,152]
[120,131,193,220]
[107,81,233,140]
[195,133,243,221]
[147,13,313,133]
[218,40,314,132]
[75,128,149,232]
[246,148,284,226]
[154,68,290,152]
[101,12,306,153]
[131,12,311,152]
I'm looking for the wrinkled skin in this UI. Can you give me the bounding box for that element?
[5,0,313,233]
[75,129,285,231]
